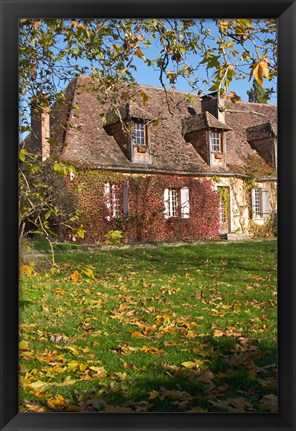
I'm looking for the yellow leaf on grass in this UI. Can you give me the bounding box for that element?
[20,265,35,277]
[47,395,68,410]
[67,362,79,371]
[213,329,225,337]
[30,380,48,390]
[64,345,80,355]
[19,340,30,351]
[131,331,144,338]
[79,363,87,372]
[69,271,81,282]
[150,346,164,355]
[54,288,66,295]
[181,361,198,369]
[114,372,126,380]
[52,366,66,374]
[54,377,76,387]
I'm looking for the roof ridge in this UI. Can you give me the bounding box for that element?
[76,75,277,107]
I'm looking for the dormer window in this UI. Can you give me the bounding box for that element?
[130,120,151,164]
[103,103,152,164]
[181,111,231,168]
[211,131,222,153]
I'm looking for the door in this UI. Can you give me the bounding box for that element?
[217,186,230,234]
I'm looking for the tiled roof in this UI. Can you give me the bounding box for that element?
[246,121,277,142]
[182,111,232,136]
[31,75,277,178]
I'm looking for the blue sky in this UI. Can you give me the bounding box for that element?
[128,19,277,104]
[132,55,277,104]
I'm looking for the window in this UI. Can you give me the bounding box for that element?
[104,182,129,220]
[211,131,222,152]
[132,122,146,146]
[251,188,270,219]
[164,187,190,219]
[253,189,261,217]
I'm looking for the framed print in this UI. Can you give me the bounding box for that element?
[0,0,295,430]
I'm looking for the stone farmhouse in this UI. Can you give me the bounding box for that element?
[27,76,277,243]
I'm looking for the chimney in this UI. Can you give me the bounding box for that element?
[201,91,225,123]
[30,96,51,161]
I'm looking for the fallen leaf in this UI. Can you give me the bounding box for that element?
[19,340,30,351]
[181,361,198,369]
[196,370,215,384]
[69,271,81,282]
[213,329,224,337]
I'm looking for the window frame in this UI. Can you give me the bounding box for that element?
[168,188,178,218]
[132,121,147,147]
[104,183,122,221]
[251,188,270,220]
[164,187,190,219]
[210,130,223,153]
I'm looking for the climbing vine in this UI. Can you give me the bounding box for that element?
[63,171,220,244]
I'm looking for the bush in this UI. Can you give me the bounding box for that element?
[104,229,123,246]
[250,214,277,238]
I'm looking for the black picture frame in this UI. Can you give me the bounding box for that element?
[1,0,295,430]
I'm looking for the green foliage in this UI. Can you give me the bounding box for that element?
[19,149,83,263]
[104,229,123,245]
[19,241,277,412]
[247,80,275,103]
[249,216,277,238]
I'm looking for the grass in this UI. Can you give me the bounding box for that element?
[19,240,277,413]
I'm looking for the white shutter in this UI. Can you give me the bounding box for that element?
[261,189,270,218]
[251,188,256,219]
[104,182,111,221]
[164,188,170,219]
[123,180,129,218]
[180,187,190,218]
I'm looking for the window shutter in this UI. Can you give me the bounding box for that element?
[123,180,129,218]
[104,183,111,221]
[251,188,256,219]
[180,187,190,218]
[261,189,270,218]
[164,188,170,219]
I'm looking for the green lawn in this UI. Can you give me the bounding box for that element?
[19,240,277,413]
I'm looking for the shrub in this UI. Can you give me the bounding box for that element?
[104,229,123,246]
[250,214,277,238]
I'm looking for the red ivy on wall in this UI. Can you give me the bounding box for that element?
[65,171,220,244]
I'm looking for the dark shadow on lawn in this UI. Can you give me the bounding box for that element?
[67,337,277,413]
